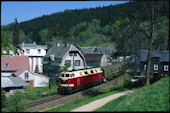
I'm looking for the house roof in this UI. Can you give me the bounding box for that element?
[84,53,104,68]
[140,50,169,62]
[1,77,28,88]
[80,47,111,57]
[18,42,47,49]
[1,55,30,71]
[84,53,104,61]
[43,43,81,65]
[13,69,49,78]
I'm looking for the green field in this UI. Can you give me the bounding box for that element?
[95,76,169,112]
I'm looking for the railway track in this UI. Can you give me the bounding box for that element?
[28,94,65,108]
[27,72,128,112]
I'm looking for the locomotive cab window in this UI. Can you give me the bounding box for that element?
[61,74,65,77]
[66,74,70,77]
[79,72,83,76]
[95,70,98,73]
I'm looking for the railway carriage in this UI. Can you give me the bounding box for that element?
[58,67,104,94]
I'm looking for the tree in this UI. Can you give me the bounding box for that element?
[13,18,20,47]
[1,31,14,55]
[13,18,20,54]
[34,64,39,73]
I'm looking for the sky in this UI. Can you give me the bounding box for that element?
[1,1,128,26]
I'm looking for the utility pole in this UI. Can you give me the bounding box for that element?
[145,1,154,86]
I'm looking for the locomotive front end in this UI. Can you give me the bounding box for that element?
[57,72,75,94]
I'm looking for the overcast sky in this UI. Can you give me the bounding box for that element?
[1,1,128,26]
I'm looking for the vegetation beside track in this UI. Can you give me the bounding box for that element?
[95,76,169,112]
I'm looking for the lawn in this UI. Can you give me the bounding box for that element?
[95,76,169,112]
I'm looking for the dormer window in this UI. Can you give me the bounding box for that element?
[37,49,41,54]
[69,52,73,56]
[164,65,169,71]
[26,49,30,54]
[5,63,9,67]
[25,73,29,79]
[154,64,158,71]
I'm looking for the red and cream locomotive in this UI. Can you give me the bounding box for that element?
[57,67,105,94]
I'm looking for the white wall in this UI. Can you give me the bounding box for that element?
[61,52,85,71]
[18,70,49,87]
[1,72,13,77]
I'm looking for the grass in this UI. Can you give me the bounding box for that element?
[95,76,169,112]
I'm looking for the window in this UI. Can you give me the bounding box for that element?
[79,72,83,76]
[164,65,169,71]
[90,70,94,73]
[25,73,29,79]
[70,74,75,77]
[84,71,88,75]
[144,64,147,70]
[65,60,71,64]
[154,64,158,71]
[37,49,41,54]
[75,60,80,66]
[26,49,30,54]
[66,74,69,77]
[5,63,9,67]
[95,70,98,73]
[61,74,64,77]
[74,53,77,56]
[69,52,73,56]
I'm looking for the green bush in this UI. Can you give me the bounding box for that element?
[5,92,28,112]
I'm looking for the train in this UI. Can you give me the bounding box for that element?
[57,62,127,94]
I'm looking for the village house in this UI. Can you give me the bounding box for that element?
[140,50,169,77]
[43,43,86,75]
[18,42,47,73]
[80,46,112,66]
[84,53,108,68]
[1,55,49,87]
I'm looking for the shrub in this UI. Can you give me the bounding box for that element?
[5,92,28,112]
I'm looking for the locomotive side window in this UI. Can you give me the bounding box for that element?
[90,70,94,73]
[66,74,69,77]
[80,72,83,76]
[95,70,98,73]
[84,71,88,75]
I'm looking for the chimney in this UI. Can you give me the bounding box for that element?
[22,42,24,46]
[9,54,13,58]
[33,42,36,45]
[64,42,67,47]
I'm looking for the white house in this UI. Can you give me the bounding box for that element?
[43,43,86,75]
[13,69,49,87]
[18,42,47,73]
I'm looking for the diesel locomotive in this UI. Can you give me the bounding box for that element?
[57,62,126,94]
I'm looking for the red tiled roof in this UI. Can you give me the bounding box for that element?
[13,68,26,76]
[1,55,30,71]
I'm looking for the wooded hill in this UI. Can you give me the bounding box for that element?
[1,0,169,57]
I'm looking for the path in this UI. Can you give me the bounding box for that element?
[71,89,138,112]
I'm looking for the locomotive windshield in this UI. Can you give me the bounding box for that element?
[61,74,65,77]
